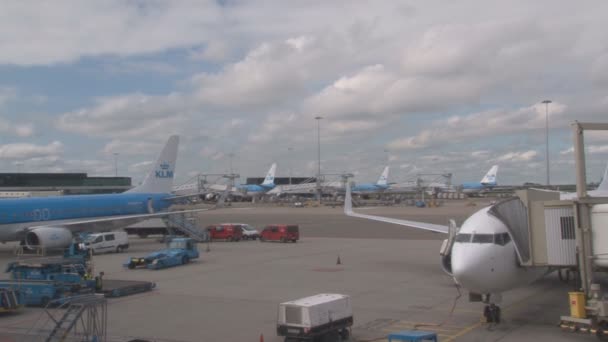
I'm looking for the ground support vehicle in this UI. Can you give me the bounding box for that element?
[83,231,129,254]
[124,237,199,270]
[277,293,353,342]
[260,224,299,243]
[0,280,93,307]
[206,224,243,241]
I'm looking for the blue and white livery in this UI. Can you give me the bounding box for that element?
[352,166,389,192]
[0,135,202,249]
[461,165,498,193]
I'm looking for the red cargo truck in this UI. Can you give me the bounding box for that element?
[259,225,299,243]
[206,224,243,241]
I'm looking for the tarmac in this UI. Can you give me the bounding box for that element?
[0,201,597,341]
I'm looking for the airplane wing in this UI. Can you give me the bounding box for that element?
[344,183,448,234]
[26,208,211,233]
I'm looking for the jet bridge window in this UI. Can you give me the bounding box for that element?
[560,216,575,240]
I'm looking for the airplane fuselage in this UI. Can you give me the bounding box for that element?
[460,182,496,194]
[450,207,547,295]
[352,184,389,192]
[0,192,171,242]
[238,184,275,195]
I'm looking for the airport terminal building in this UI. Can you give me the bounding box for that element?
[0,173,131,197]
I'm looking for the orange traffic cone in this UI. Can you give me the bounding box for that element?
[337,255,342,265]
[260,333,264,342]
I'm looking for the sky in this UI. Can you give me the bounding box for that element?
[1,0,608,187]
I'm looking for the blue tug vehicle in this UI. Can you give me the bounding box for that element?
[124,237,199,270]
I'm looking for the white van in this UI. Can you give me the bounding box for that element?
[84,231,129,254]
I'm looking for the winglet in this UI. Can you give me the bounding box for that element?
[480,165,498,185]
[127,135,179,194]
[598,162,608,192]
[261,163,277,187]
[377,166,390,187]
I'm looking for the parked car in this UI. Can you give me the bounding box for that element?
[206,224,243,241]
[259,224,299,243]
[240,224,260,240]
[84,231,129,254]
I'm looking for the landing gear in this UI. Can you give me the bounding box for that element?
[481,293,501,326]
[483,303,501,325]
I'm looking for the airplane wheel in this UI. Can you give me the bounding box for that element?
[558,269,570,282]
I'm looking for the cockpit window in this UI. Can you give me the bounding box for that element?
[494,232,511,246]
[455,234,472,242]
[472,234,494,243]
[456,232,511,245]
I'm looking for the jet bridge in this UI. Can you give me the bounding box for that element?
[489,189,578,268]
[490,122,608,297]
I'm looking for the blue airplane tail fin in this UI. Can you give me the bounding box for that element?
[377,166,389,187]
[480,165,498,186]
[261,163,277,187]
[127,135,179,194]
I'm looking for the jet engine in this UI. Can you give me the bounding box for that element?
[25,227,73,249]
[204,193,216,201]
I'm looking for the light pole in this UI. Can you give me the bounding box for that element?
[288,147,293,185]
[315,116,323,202]
[113,153,119,177]
[542,100,552,186]
[228,152,235,175]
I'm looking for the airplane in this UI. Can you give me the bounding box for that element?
[202,163,277,197]
[236,163,277,194]
[352,166,390,192]
[460,165,498,193]
[0,135,206,250]
[343,182,547,318]
[560,162,608,200]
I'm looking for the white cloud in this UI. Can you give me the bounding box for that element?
[14,124,34,137]
[0,141,63,160]
[494,150,538,162]
[387,102,567,150]
[560,145,608,155]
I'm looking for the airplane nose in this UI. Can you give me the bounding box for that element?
[450,244,493,293]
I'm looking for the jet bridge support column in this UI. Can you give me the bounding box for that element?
[571,121,608,294]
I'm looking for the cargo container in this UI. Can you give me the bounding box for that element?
[277,293,352,341]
